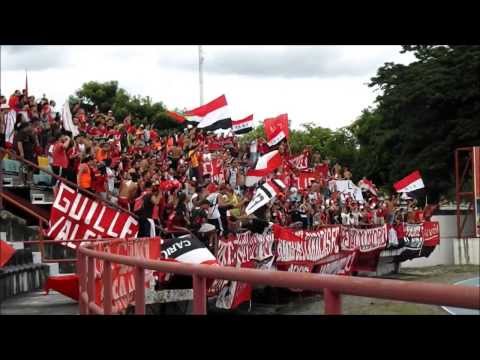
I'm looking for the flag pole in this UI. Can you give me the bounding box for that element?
[25,69,28,98]
[198,45,204,106]
[0,45,2,97]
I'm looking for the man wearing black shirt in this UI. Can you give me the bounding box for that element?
[16,121,39,184]
[136,181,155,237]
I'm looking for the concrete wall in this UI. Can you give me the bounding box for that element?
[403,214,479,267]
[453,238,480,265]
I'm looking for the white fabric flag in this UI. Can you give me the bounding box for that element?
[4,110,16,146]
[61,101,79,137]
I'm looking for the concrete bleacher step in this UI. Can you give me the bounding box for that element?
[0,247,50,302]
[32,252,59,276]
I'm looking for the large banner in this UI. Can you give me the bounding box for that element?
[213,232,275,308]
[48,183,139,244]
[340,225,388,253]
[340,225,388,272]
[273,225,342,272]
[212,222,439,305]
[419,221,440,247]
[94,237,161,313]
[217,231,275,268]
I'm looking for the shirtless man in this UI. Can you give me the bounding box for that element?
[118,171,138,211]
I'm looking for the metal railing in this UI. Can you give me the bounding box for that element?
[0,147,141,264]
[0,147,138,219]
[77,237,480,315]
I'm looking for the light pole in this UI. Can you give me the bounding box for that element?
[198,45,204,106]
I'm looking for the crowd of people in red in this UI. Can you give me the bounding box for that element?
[0,90,436,253]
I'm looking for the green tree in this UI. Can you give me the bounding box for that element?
[354,45,480,202]
[69,81,182,131]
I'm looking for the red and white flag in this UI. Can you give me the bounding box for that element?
[245,178,286,215]
[264,113,289,147]
[297,171,317,190]
[232,114,253,135]
[166,110,186,124]
[394,170,425,193]
[216,261,255,310]
[184,95,232,131]
[245,150,283,187]
[288,153,309,170]
[358,178,378,196]
[203,158,223,179]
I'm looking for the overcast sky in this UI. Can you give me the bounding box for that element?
[0,45,415,130]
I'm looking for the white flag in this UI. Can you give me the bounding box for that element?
[4,110,16,146]
[245,179,286,215]
[61,101,79,137]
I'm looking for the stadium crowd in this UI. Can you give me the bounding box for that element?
[0,90,434,252]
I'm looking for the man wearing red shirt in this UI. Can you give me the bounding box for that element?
[91,165,107,200]
[51,135,70,178]
[149,128,159,142]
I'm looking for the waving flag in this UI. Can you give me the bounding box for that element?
[157,234,218,284]
[245,150,283,187]
[216,261,255,310]
[288,153,309,170]
[232,114,253,135]
[358,178,378,196]
[264,114,289,147]
[4,110,16,147]
[394,170,425,193]
[245,178,286,215]
[166,110,186,124]
[61,101,79,137]
[184,95,232,131]
[162,235,217,265]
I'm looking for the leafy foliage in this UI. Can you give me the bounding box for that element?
[351,45,480,201]
[69,81,182,131]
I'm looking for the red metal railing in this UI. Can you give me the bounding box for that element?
[1,147,141,263]
[0,147,138,219]
[77,238,480,315]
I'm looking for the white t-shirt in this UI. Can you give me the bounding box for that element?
[48,144,54,164]
[229,168,237,188]
[188,193,199,213]
[206,193,221,219]
[250,140,257,153]
[106,167,115,192]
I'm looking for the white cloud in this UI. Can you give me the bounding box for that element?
[0,45,415,130]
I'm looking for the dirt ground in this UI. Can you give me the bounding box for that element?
[238,265,480,315]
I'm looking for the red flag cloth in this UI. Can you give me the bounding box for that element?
[314,164,329,179]
[230,261,255,309]
[297,171,317,190]
[44,274,80,301]
[166,111,186,124]
[393,170,425,193]
[264,114,289,142]
[0,240,16,267]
